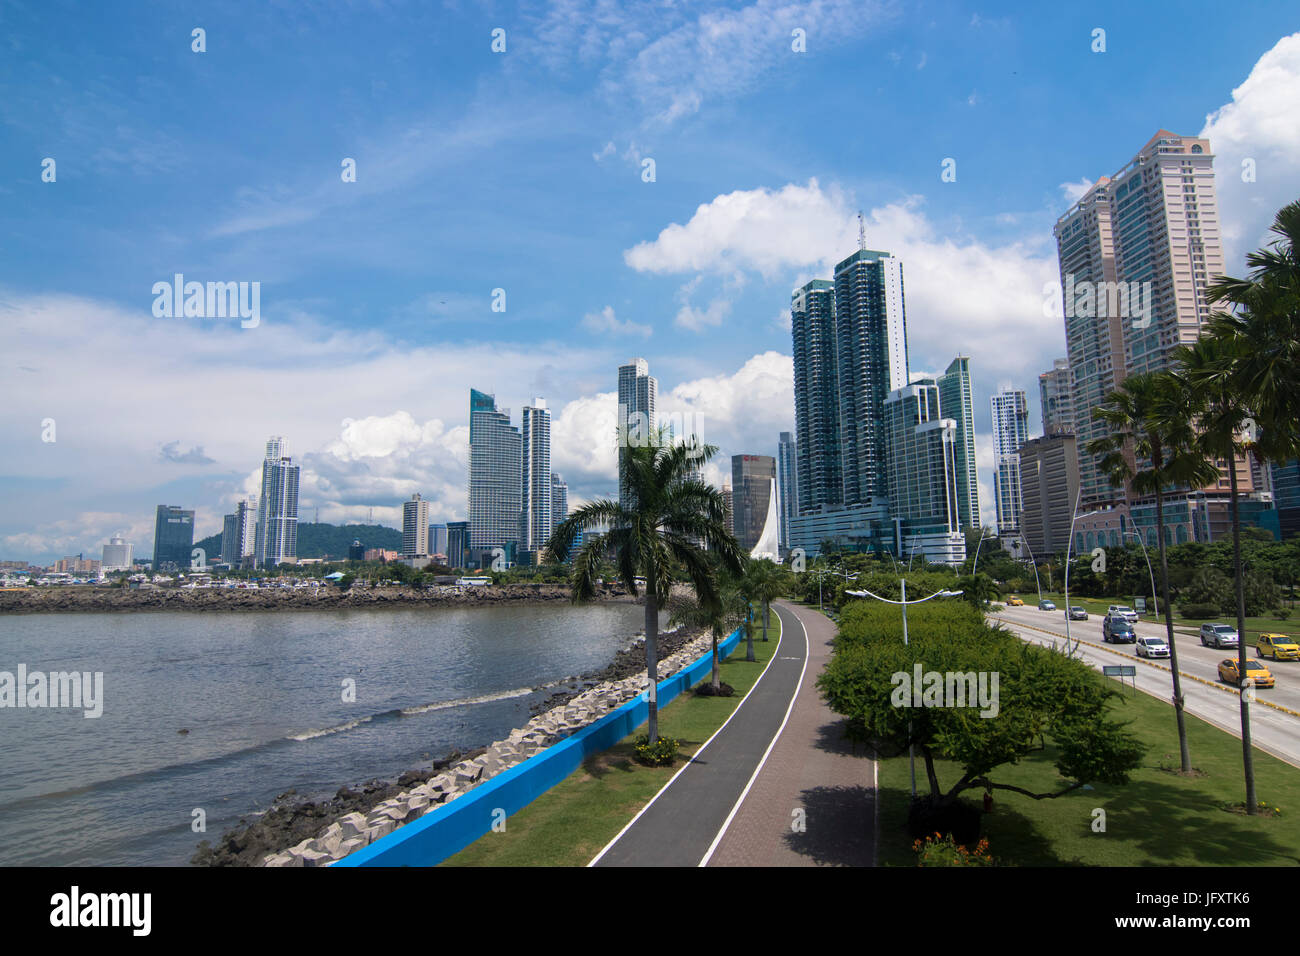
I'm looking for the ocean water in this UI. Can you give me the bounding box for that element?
[0,602,651,866]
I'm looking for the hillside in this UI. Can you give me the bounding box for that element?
[192,522,404,562]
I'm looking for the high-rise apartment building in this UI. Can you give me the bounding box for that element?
[402,493,430,557]
[428,523,448,559]
[791,279,840,514]
[1055,131,1226,508]
[1038,358,1074,437]
[883,380,964,565]
[617,359,657,510]
[731,455,777,552]
[776,432,797,555]
[937,356,980,530]
[521,399,552,554]
[221,498,256,567]
[1017,434,1079,560]
[550,473,568,540]
[991,390,1029,534]
[254,438,300,568]
[468,389,522,555]
[446,521,470,569]
[101,534,133,571]
[152,505,194,570]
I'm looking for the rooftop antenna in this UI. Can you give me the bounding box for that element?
[368,507,373,523]
[858,211,866,251]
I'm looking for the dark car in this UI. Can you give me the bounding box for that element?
[1102,615,1136,644]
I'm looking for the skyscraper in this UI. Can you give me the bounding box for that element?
[1038,358,1074,437]
[731,455,777,552]
[991,390,1029,534]
[883,380,963,565]
[428,523,448,558]
[550,473,568,540]
[255,438,300,568]
[1055,131,1226,508]
[521,399,552,554]
[152,505,194,570]
[446,521,469,569]
[101,534,133,571]
[617,359,657,510]
[776,432,797,555]
[1017,434,1080,560]
[402,493,429,557]
[468,388,522,555]
[220,498,256,567]
[791,279,840,514]
[937,356,980,530]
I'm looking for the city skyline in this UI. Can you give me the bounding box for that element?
[4,11,1299,564]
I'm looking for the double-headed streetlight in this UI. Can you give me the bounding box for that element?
[845,579,964,799]
[1125,531,1159,617]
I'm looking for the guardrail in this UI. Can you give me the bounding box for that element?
[335,626,744,867]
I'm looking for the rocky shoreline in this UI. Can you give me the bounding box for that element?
[0,583,634,614]
[191,623,709,867]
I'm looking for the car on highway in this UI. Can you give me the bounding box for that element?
[1006,596,1024,606]
[1038,600,1057,611]
[1135,635,1169,658]
[1256,633,1299,661]
[1107,605,1139,624]
[1200,623,1240,649]
[1218,658,1274,689]
[1067,606,1089,621]
[1103,615,1136,643]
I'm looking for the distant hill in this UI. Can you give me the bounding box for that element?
[193,522,404,562]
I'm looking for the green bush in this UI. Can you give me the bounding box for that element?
[1180,602,1220,619]
[633,734,679,767]
[1272,608,1292,621]
[913,833,995,867]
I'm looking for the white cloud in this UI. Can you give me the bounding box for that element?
[674,298,732,331]
[1200,32,1300,271]
[1059,178,1093,204]
[581,305,652,338]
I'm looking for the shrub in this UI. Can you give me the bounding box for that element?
[633,734,679,766]
[1180,602,1220,619]
[912,832,995,867]
[1272,608,1292,621]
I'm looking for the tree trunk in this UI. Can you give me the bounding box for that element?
[1155,481,1192,773]
[644,578,660,744]
[1230,464,1257,813]
[762,600,770,640]
[745,609,755,662]
[711,627,720,692]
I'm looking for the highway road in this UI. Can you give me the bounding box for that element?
[991,604,1300,768]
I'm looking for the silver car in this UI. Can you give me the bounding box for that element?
[1136,636,1170,658]
[1199,623,1239,649]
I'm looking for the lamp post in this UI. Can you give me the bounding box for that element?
[845,581,964,799]
[1125,531,1159,617]
[1063,487,1084,656]
[1017,534,1044,606]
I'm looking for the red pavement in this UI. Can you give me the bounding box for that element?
[706,600,876,866]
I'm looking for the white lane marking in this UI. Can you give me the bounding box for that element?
[699,603,811,867]
[586,621,787,867]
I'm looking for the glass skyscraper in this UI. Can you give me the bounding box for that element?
[937,355,980,530]
[255,437,299,568]
[617,359,657,511]
[791,279,839,514]
[776,432,797,554]
[991,391,1029,534]
[521,399,552,554]
[731,454,776,552]
[152,504,194,570]
[883,380,963,565]
[468,388,522,553]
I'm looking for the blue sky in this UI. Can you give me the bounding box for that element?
[2,1,1298,562]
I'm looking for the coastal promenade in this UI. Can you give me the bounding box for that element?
[591,600,875,867]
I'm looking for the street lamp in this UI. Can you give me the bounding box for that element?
[1124,531,1159,617]
[845,580,964,799]
[1063,487,1084,656]
[1016,534,1044,606]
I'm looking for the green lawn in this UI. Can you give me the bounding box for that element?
[1009,591,1300,642]
[443,616,782,866]
[875,677,1300,866]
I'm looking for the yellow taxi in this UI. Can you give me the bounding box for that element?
[1006,596,1025,607]
[1256,633,1299,661]
[1218,658,1274,689]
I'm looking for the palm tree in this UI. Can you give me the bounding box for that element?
[1176,335,1260,811]
[546,431,745,744]
[744,559,784,642]
[1087,371,1221,774]
[665,574,748,693]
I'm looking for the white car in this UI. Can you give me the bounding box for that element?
[1108,605,1139,624]
[1135,635,1170,658]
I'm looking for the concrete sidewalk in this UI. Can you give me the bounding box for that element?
[706,600,876,867]
[590,609,807,867]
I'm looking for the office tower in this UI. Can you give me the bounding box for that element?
[153,505,195,570]
[220,498,257,567]
[402,493,430,557]
[1038,358,1074,437]
[617,359,657,510]
[991,390,1029,533]
[1273,460,1300,539]
[468,389,522,554]
[348,539,365,561]
[221,514,240,565]
[1017,434,1080,559]
[428,524,448,558]
[254,438,300,568]
[883,380,963,564]
[791,279,840,514]
[937,356,981,530]
[833,246,909,504]
[776,432,797,554]
[731,455,777,552]
[521,399,552,554]
[1056,131,1226,508]
[101,534,133,571]
[446,521,470,568]
[721,484,733,534]
[550,473,568,539]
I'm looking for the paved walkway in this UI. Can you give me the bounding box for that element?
[591,607,807,867]
[706,600,875,866]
